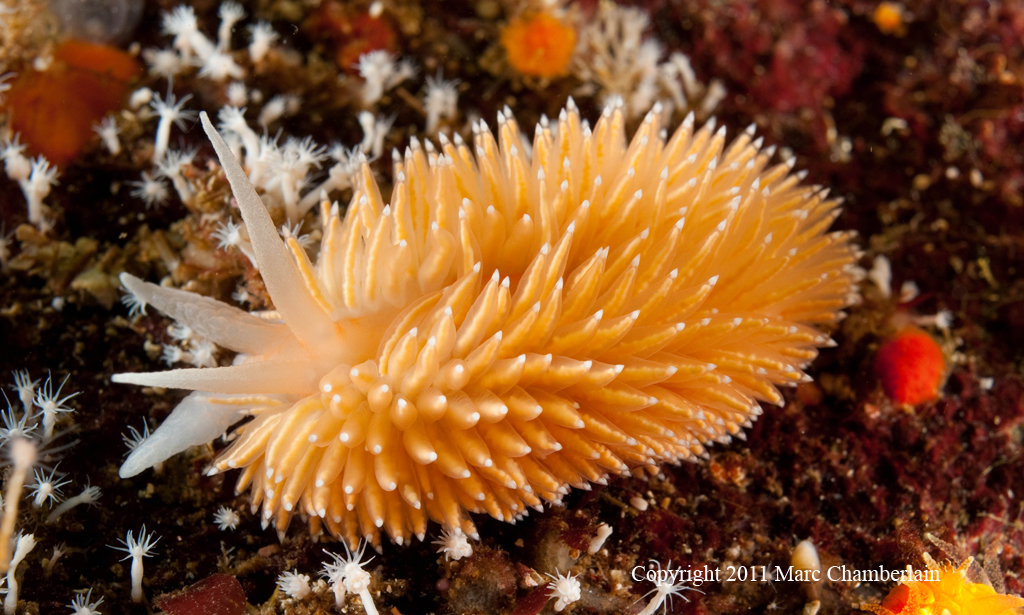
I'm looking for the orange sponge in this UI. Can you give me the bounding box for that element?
[4,40,141,166]
[875,327,946,406]
[864,557,1024,615]
[501,13,576,78]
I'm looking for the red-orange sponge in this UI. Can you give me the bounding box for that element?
[501,13,576,78]
[863,557,1024,615]
[875,327,946,406]
[4,40,141,166]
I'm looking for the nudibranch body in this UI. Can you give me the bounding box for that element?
[114,99,860,547]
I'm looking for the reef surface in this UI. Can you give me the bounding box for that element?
[1,0,1023,613]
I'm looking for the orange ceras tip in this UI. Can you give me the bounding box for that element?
[863,557,1024,615]
[875,326,945,406]
[501,12,576,78]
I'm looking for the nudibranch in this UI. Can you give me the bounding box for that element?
[113,99,860,547]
